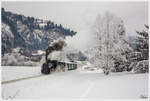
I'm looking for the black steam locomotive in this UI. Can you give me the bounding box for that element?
[41,59,77,74]
[41,39,77,75]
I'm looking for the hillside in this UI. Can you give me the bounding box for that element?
[2,8,77,54]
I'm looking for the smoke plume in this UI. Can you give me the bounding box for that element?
[45,38,67,61]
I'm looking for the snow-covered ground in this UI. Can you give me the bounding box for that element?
[2,66,41,82]
[2,67,148,100]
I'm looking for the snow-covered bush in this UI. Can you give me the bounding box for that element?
[2,50,38,66]
[130,60,149,73]
[2,53,18,66]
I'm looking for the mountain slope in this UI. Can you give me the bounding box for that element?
[2,8,77,54]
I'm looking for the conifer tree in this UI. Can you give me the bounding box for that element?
[131,25,149,73]
[135,25,149,60]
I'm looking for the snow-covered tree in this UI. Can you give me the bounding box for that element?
[93,12,132,75]
[130,25,149,73]
[135,25,149,60]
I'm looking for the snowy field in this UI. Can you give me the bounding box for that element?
[2,66,41,82]
[1,67,148,100]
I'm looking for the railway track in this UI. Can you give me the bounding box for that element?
[2,67,74,84]
[1,74,46,84]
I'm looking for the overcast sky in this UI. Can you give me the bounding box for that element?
[2,2,148,51]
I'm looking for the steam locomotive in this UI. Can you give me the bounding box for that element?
[41,59,77,74]
[41,39,77,75]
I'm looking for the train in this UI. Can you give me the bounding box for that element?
[41,59,77,74]
[41,40,77,75]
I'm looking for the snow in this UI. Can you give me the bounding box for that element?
[2,23,14,38]
[33,30,44,42]
[32,50,45,55]
[132,60,149,73]
[17,21,27,34]
[92,12,132,71]
[39,23,46,27]
[2,66,148,99]
[2,52,38,66]
[2,66,41,82]
[37,50,45,55]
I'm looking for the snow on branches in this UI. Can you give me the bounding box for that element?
[93,12,132,74]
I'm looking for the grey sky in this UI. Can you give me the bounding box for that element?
[2,2,148,51]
